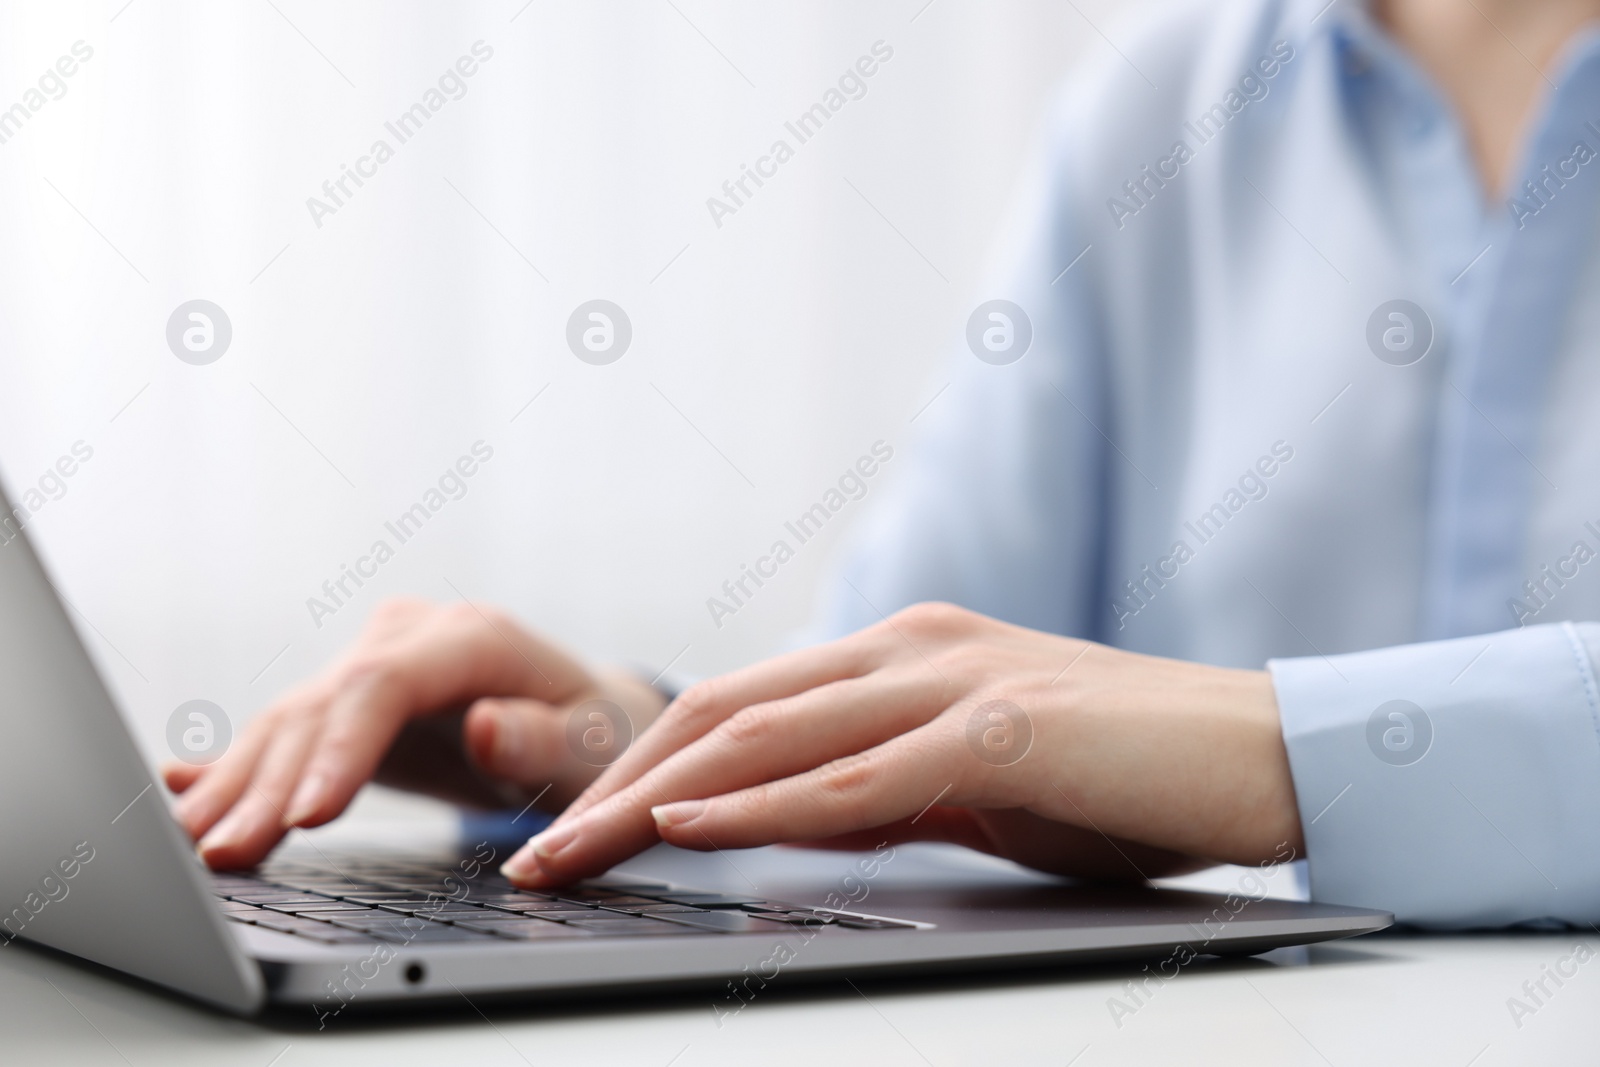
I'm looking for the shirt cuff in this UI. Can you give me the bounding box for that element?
[1269,622,1600,928]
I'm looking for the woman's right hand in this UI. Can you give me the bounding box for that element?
[162,597,667,869]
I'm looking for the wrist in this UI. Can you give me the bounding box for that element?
[1041,654,1304,868]
[1231,668,1306,864]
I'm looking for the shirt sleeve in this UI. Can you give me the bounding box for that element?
[1269,621,1600,927]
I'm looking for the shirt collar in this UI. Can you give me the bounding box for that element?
[1300,0,1600,92]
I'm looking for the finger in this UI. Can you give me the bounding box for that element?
[197,711,323,868]
[554,632,881,828]
[463,697,595,803]
[162,762,204,794]
[281,669,414,828]
[169,717,278,840]
[649,730,968,852]
[503,670,947,884]
[171,676,334,839]
[284,606,590,828]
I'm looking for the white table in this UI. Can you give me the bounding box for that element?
[4,825,1595,1066]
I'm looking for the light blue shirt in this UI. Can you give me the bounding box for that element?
[819,0,1600,927]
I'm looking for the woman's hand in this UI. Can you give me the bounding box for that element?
[502,602,1303,886]
[163,597,667,869]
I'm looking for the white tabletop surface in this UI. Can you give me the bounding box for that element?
[4,818,1596,1067]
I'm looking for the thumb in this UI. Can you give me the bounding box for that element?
[464,697,605,806]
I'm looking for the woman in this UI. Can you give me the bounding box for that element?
[168,0,1600,928]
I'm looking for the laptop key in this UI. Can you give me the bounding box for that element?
[481,901,589,914]
[238,917,372,943]
[274,902,380,915]
[450,918,545,934]
[407,910,502,923]
[746,912,833,926]
[327,917,485,939]
[566,920,705,937]
[365,926,499,943]
[544,908,630,921]
[230,893,336,905]
[376,903,488,917]
[651,911,795,934]
[255,915,340,935]
[289,928,378,945]
[326,917,435,933]
[578,880,673,892]
[478,922,598,940]
[554,889,654,903]
[415,911,501,923]
[343,895,447,906]
[650,893,771,908]
[557,894,661,908]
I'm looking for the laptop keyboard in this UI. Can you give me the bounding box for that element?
[213,856,919,946]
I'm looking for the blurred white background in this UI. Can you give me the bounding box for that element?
[0,0,1153,810]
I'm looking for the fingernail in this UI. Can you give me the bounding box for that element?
[501,822,579,881]
[651,799,706,830]
[198,813,244,857]
[532,821,579,861]
[286,775,327,826]
[500,843,543,881]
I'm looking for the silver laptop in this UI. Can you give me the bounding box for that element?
[0,477,1391,1016]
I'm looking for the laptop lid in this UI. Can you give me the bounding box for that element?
[0,473,264,1013]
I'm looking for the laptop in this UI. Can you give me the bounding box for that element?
[0,478,1392,1016]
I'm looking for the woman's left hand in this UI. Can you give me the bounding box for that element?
[501,602,1304,886]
